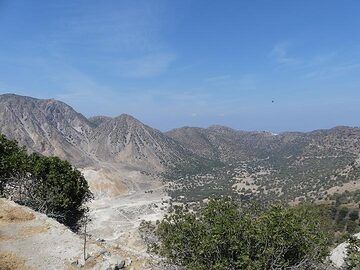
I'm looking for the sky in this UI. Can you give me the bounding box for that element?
[0,0,360,132]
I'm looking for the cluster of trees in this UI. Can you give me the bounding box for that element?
[346,236,360,269]
[0,134,92,230]
[153,198,333,270]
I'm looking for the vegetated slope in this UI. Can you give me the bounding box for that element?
[0,94,94,167]
[166,125,275,162]
[166,126,360,203]
[167,125,360,162]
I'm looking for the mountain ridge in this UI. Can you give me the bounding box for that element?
[0,94,203,171]
[1,93,360,204]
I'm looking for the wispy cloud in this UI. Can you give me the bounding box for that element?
[22,1,176,79]
[204,75,231,82]
[270,41,360,79]
[305,63,360,79]
[50,1,165,53]
[269,42,298,65]
[116,52,176,78]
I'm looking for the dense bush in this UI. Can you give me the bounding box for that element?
[154,198,331,270]
[0,134,29,193]
[0,134,92,230]
[345,236,360,269]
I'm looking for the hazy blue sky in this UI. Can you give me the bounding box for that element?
[1,0,360,131]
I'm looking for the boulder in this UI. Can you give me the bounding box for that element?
[108,255,125,269]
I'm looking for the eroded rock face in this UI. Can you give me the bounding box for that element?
[0,94,94,167]
[0,94,196,172]
[88,114,193,172]
[329,232,360,268]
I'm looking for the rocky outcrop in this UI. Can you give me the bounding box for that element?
[329,232,360,268]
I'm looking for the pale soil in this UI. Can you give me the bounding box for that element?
[0,199,163,269]
[0,199,86,269]
[289,179,360,206]
[232,175,259,194]
[0,158,170,269]
[81,168,128,197]
[325,180,360,196]
[83,162,170,255]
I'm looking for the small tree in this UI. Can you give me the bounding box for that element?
[79,212,92,261]
[0,134,28,195]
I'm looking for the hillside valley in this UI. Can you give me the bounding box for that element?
[1,93,360,259]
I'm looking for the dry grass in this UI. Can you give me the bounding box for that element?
[0,252,30,270]
[0,200,35,225]
[0,233,13,241]
[20,224,50,237]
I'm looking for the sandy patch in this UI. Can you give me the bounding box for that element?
[19,224,50,237]
[82,168,128,197]
[0,234,13,241]
[326,180,360,196]
[232,176,259,193]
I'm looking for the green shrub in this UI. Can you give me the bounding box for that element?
[0,134,92,230]
[349,211,359,222]
[155,198,331,270]
[0,134,28,194]
[345,236,360,269]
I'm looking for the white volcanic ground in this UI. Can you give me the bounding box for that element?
[81,162,170,255]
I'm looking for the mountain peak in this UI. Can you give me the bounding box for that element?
[207,125,237,133]
[0,93,38,101]
[116,113,138,121]
[113,114,145,128]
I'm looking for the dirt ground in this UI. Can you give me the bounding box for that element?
[83,162,170,255]
[0,161,170,269]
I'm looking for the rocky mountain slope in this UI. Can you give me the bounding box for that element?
[88,115,112,128]
[0,94,199,172]
[0,94,94,167]
[89,114,195,171]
